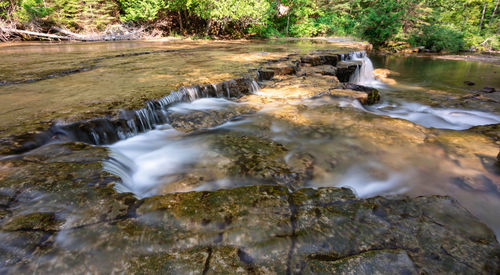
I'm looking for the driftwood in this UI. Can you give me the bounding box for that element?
[53,26,145,41]
[471,37,494,51]
[0,25,144,42]
[3,28,74,40]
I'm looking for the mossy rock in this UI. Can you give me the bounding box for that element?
[2,212,62,231]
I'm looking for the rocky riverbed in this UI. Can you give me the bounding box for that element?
[0,143,499,274]
[1,40,500,273]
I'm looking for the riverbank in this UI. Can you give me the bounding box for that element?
[432,53,500,65]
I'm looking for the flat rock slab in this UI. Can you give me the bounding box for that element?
[0,142,498,275]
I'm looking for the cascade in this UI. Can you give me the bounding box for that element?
[250,79,260,93]
[39,78,260,150]
[349,51,376,85]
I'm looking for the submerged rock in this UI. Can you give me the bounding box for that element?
[335,83,381,104]
[0,183,498,274]
[303,249,418,274]
[481,86,496,93]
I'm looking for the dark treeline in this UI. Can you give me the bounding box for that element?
[0,0,499,51]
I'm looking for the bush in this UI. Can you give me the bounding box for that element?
[118,0,165,22]
[289,17,319,37]
[15,0,53,22]
[359,0,405,46]
[315,13,357,36]
[410,25,464,52]
[247,24,284,38]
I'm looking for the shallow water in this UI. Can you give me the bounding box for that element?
[0,39,353,135]
[103,50,500,239]
[1,40,500,242]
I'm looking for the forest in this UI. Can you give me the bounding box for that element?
[0,0,499,52]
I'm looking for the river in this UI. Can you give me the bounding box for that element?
[0,39,499,272]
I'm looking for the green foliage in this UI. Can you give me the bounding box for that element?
[118,0,165,22]
[1,0,498,52]
[248,24,284,38]
[289,18,318,37]
[410,25,465,52]
[52,0,81,28]
[359,0,405,46]
[15,0,53,22]
[186,0,270,26]
[315,13,357,36]
[0,1,9,19]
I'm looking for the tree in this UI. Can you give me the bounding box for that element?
[359,0,406,46]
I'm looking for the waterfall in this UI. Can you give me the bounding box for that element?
[250,79,260,93]
[51,77,259,147]
[349,51,376,85]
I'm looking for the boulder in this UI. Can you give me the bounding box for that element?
[319,55,340,66]
[301,55,322,66]
[334,83,381,105]
[336,61,361,82]
[257,69,274,81]
[481,86,496,93]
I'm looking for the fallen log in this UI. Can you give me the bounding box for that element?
[53,26,144,41]
[1,26,144,42]
[52,27,102,41]
[3,28,75,40]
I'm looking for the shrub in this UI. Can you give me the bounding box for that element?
[118,0,165,22]
[15,0,53,22]
[410,25,464,52]
[359,0,404,46]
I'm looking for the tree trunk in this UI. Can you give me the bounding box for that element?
[219,22,224,35]
[183,10,189,32]
[285,13,290,37]
[489,0,499,26]
[177,11,184,33]
[205,19,212,36]
[479,1,487,32]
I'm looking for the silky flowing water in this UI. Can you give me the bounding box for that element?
[1,38,500,262]
[102,48,500,238]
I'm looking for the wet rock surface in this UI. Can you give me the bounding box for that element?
[0,144,498,274]
[1,46,500,273]
[1,50,374,156]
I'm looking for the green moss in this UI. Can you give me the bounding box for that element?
[2,212,62,231]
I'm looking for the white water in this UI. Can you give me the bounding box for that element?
[365,101,500,130]
[169,98,237,114]
[336,165,410,198]
[349,51,380,87]
[104,97,248,198]
[105,126,208,198]
[339,52,500,130]
[103,54,500,239]
[106,96,500,198]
